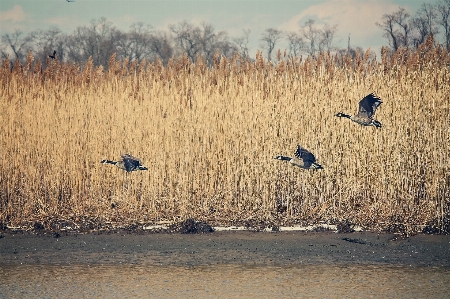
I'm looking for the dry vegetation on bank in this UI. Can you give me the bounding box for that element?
[1,37,449,234]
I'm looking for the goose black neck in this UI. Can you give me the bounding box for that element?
[338,113,351,119]
[278,156,292,161]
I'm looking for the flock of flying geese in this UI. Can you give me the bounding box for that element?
[275,93,383,170]
[101,93,383,173]
[48,46,381,173]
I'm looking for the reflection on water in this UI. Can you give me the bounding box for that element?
[1,264,449,299]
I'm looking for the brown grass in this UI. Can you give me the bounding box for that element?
[1,39,450,233]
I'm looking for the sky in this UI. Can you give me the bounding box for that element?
[0,0,428,57]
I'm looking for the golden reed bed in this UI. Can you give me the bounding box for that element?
[1,38,449,233]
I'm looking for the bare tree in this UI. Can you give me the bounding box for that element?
[437,0,450,49]
[170,21,199,61]
[318,23,338,52]
[31,26,66,64]
[114,29,133,61]
[196,22,234,63]
[233,29,251,59]
[1,29,34,62]
[302,19,320,56]
[411,3,439,48]
[286,31,304,57]
[214,38,238,61]
[420,3,439,35]
[66,17,119,67]
[130,22,153,61]
[260,28,283,61]
[116,22,153,62]
[170,21,235,64]
[0,43,7,60]
[149,30,174,64]
[300,19,337,56]
[394,8,412,47]
[196,22,217,60]
[376,7,411,50]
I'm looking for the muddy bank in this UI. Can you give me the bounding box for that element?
[1,230,449,267]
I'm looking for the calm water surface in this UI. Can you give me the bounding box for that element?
[1,264,449,299]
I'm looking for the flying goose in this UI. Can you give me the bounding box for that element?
[49,50,56,59]
[101,154,148,172]
[335,93,383,128]
[275,145,323,169]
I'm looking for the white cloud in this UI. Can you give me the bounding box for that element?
[45,15,84,31]
[279,0,409,49]
[0,5,27,22]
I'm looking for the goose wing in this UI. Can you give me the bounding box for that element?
[121,154,143,171]
[294,145,316,163]
[356,93,382,119]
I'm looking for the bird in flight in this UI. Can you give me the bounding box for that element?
[275,145,323,170]
[101,154,148,173]
[335,93,383,128]
[49,50,56,59]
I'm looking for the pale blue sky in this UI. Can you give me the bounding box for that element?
[0,0,428,56]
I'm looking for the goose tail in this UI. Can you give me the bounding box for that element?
[312,163,323,170]
[372,120,382,128]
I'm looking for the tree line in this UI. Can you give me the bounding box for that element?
[0,17,339,68]
[1,0,449,68]
[377,1,450,51]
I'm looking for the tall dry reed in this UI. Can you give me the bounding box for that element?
[1,37,449,232]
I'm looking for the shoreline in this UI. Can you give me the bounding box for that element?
[1,216,442,236]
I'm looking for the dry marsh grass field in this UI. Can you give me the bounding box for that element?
[1,39,449,233]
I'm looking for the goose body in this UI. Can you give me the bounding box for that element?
[335,93,382,128]
[101,154,148,172]
[275,145,323,170]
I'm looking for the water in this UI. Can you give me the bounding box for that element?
[2,231,450,298]
[1,264,449,299]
